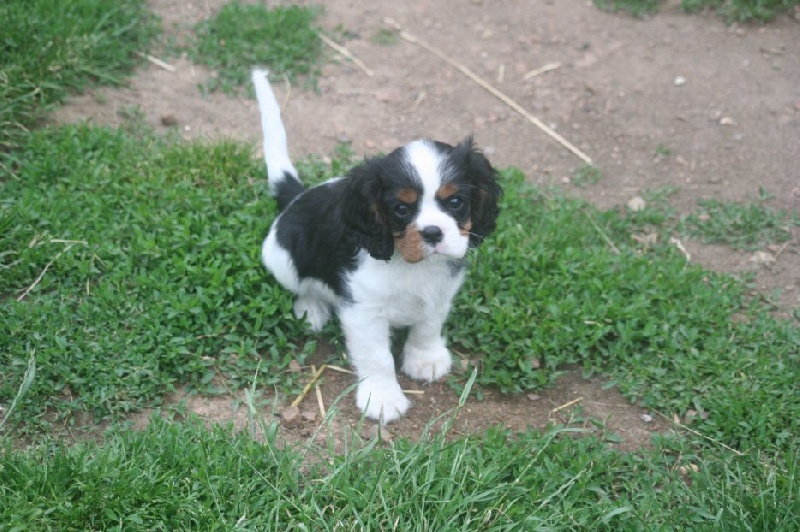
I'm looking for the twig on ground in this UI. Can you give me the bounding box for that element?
[16,242,81,302]
[391,22,591,164]
[669,236,691,261]
[317,32,374,77]
[583,210,620,255]
[136,51,176,72]
[311,365,327,418]
[551,397,583,414]
[314,382,326,418]
[523,62,562,80]
[657,411,745,457]
[325,364,354,374]
[291,364,327,408]
[281,73,292,113]
[773,237,791,259]
[49,239,89,245]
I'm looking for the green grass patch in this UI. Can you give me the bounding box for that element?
[0,0,159,154]
[2,125,797,458]
[0,125,314,432]
[679,195,799,251]
[594,0,800,21]
[594,0,662,18]
[453,173,799,454]
[371,28,401,46]
[571,163,603,188]
[1,409,797,529]
[681,0,800,22]
[187,1,323,95]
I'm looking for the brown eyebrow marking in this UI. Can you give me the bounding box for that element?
[396,188,418,204]
[435,182,459,200]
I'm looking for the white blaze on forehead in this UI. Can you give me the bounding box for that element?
[404,140,445,195]
[401,140,468,259]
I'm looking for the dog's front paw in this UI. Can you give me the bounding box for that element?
[402,344,452,382]
[356,377,410,423]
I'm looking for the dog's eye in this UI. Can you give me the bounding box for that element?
[447,196,464,210]
[394,203,410,217]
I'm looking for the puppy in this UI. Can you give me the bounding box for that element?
[252,70,501,422]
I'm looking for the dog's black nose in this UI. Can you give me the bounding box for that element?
[420,225,444,244]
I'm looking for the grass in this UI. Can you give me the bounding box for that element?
[594,0,662,18]
[594,0,800,21]
[1,0,799,528]
[680,195,799,251]
[371,28,401,46]
[2,123,798,457]
[0,0,158,155]
[571,163,603,188]
[1,381,798,529]
[682,0,800,22]
[1,125,315,431]
[186,1,323,95]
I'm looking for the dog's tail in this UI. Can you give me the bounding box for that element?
[252,69,304,211]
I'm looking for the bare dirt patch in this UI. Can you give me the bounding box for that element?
[55,0,799,447]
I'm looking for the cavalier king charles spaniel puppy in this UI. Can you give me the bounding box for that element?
[252,70,501,423]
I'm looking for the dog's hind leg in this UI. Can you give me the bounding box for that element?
[293,279,336,332]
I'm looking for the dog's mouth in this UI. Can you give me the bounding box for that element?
[396,241,467,263]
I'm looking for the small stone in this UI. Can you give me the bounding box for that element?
[632,233,658,246]
[640,413,653,423]
[280,406,300,425]
[365,424,392,443]
[627,196,647,212]
[750,251,776,264]
[526,393,541,402]
[456,357,471,373]
[301,410,317,421]
[160,113,178,127]
[375,88,402,103]
[673,75,687,86]
[719,117,736,126]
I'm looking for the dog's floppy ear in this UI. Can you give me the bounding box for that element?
[342,161,395,260]
[456,137,502,247]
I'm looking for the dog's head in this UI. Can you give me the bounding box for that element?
[343,138,502,262]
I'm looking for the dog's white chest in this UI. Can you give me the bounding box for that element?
[346,256,465,327]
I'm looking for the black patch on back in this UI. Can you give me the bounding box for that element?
[274,171,305,212]
[274,180,360,299]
